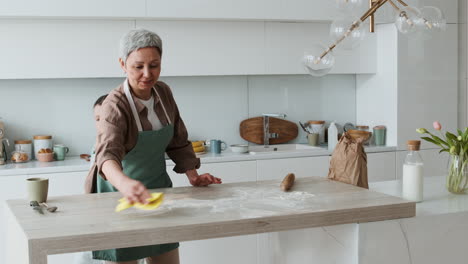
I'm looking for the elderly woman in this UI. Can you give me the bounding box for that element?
[86,28,222,264]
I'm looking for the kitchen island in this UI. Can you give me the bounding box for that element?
[5,176,414,264]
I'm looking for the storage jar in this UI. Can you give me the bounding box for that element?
[14,140,32,162]
[33,135,53,159]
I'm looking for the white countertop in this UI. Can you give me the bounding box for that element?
[0,157,90,176]
[167,145,397,165]
[0,145,396,177]
[370,176,468,217]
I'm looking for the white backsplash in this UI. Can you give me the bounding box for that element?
[0,75,356,156]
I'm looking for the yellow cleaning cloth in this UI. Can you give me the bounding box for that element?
[115,192,164,212]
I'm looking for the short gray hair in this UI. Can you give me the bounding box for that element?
[119,28,163,63]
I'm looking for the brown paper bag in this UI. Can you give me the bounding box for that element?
[328,132,368,189]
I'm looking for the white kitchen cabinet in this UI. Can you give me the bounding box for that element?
[146,0,341,21]
[374,0,458,24]
[166,160,257,264]
[0,174,28,264]
[402,0,458,24]
[396,148,449,179]
[264,22,377,75]
[0,171,87,264]
[0,0,145,18]
[0,0,455,24]
[145,0,455,23]
[257,156,330,181]
[0,19,132,79]
[146,0,274,20]
[367,152,396,182]
[258,224,358,264]
[136,20,266,77]
[167,160,257,187]
[179,235,257,264]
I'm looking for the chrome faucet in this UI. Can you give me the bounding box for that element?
[262,113,287,148]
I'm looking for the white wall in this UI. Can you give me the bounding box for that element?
[0,75,356,156]
[460,0,468,129]
[356,24,398,147]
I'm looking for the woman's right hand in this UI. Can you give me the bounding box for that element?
[118,177,152,204]
[102,160,151,204]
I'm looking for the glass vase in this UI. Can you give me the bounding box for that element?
[446,155,468,194]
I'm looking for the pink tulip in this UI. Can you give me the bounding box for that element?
[433,121,442,131]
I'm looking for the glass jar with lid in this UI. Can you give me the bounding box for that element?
[356,125,370,132]
[33,135,53,159]
[13,140,32,162]
[356,126,370,145]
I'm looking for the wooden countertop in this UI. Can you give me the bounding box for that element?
[6,177,415,257]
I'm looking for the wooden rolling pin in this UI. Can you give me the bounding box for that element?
[280,173,295,192]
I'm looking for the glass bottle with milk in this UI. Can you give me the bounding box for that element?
[402,140,424,202]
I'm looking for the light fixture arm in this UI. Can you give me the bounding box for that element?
[396,0,409,7]
[306,0,445,76]
[318,0,388,61]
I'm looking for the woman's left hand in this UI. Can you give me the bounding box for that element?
[186,169,222,187]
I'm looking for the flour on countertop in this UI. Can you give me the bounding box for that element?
[129,187,316,218]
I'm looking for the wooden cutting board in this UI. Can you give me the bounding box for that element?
[240,117,299,145]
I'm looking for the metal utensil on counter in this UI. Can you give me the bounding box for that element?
[299,121,310,134]
[30,201,44,214]
[343,123,356,132]
[41,202,58,213]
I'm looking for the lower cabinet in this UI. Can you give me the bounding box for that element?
[0,171,88,264]
[166,160,258,264]
[0,174,29,264]
[258,224,358,264]
[179,235,257,264]
[367,152,397,182]
[256,156,330,181]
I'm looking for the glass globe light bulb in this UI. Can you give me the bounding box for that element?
[417,6,446,33]
[330,18,366,50]
[394,6,422,34]
[302,44,335,77]
[335,0,364,14]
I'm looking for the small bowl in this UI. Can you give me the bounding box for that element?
[230,144,249,153]
[36,152,55,162]
[347,129,372,144]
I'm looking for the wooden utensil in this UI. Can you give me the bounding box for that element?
[240,117,298,145]
[280,173,295,192]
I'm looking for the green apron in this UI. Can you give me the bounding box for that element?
[93,82,179,262]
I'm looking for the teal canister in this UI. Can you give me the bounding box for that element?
[373,126,386,146]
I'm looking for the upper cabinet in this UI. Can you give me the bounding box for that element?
[264,22,377,75]
[137,20,377,77]
[146,0,340,21]
[0,19,131,79]
[0,0,145,18]
[0,0,456,23]
[374,0,458,24]
[0,19,376,79]
[137,20,267,76]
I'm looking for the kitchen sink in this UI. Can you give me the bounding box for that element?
[248,144,323,154]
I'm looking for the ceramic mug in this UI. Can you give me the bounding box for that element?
[27,178,49,203]
[210,140,227,154]
[53,144,69,161]
[307,133,319,146]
